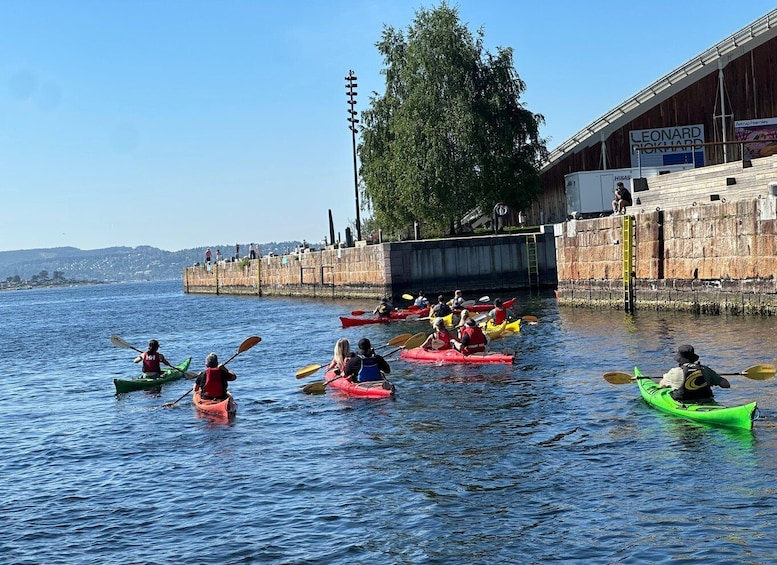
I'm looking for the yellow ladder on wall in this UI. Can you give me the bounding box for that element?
[622,214,635,312]
[527,234,540,289]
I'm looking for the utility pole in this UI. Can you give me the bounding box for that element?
[345,70,361,242]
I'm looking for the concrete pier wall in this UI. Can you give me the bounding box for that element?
[555,195,777,314]
[183,231,557,300]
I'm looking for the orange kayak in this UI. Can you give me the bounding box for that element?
[193,388,237,418]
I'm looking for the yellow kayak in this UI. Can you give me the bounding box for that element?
[482,319,520,340]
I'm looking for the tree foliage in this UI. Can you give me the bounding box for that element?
[359,3,547,237]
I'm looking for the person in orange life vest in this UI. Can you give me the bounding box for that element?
[422,318,453,351]
[327,338,353,374]
[487,298,508,325]
[195,353,237,400]
[658,344,729,402]
[452,318,487,355]
[133,339,173,379]
[343,338,391,383]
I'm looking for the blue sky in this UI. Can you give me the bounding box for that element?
[2,0,774,252]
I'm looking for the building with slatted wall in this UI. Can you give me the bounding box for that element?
[529,9,777,225]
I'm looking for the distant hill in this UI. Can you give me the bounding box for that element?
[0,242,302,282]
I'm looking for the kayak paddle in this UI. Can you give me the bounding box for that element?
[603,364,776,385]
[163,335,261,407]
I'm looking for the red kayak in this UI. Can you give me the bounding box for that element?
[193,388,237,418]
[340,307,430,328]
[324,369,395,398]
[400,347,515,364]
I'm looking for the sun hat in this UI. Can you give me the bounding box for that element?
[675,344,699,364]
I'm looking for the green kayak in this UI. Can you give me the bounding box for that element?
[635,367,757,430]
[114,358,193,394]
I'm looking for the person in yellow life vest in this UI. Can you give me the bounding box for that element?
[133,339,173,379]
[659,344,730,402]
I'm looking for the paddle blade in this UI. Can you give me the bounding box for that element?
[741,364,776,380]
[460,300,475,307]
[402,293,414,301]
[402,333,427,350]
[238,336,262,353]
[351,310,366,316]
[302,381,327,394]
[603,372,635,385]
[296,364,323,379]
[521,315,538,323]
[479,295,490,302]
[110,335,134,349]
[387,333,413,346]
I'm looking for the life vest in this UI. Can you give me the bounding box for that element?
[460,325,487,355]
[433,330,452,350]
[491,307,507,325]
[203,367,228,399]
[357,354,382,382]
[433,303,452,317]
[142,352,161,373]
[671,362,713,402]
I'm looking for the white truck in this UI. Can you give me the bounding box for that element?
[564,164,694,218]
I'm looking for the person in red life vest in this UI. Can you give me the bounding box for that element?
[195,353,237,400]
[133,339,173,379]
[452,318,487,355]
[343,338,391,383]
[422,318,453,351]
[487,298,508,326]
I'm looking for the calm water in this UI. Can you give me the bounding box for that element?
[3,280,777,564]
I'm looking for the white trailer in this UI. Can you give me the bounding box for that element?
[564,164,694,218]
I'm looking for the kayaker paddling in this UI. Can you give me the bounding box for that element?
[422,318,453,351]
[451,318,488,355]
[133,339,173,379]
[343,338,391,383]
[195,352,237,400]
[659,344,730,402]
[328,338,353,373]
[373,297,394,318]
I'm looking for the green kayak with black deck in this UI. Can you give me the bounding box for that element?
[634,366,758,431]
[114,358,193,394]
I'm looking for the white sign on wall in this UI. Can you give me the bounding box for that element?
[629,125,705,168]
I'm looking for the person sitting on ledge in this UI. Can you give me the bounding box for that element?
[612,181,632,214]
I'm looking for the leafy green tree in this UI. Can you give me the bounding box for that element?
[359,2,547,237]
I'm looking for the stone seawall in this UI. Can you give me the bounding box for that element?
[555,196,777,314]
[183,231,557,300]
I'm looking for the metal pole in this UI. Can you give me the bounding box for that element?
[346,70,361,242]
